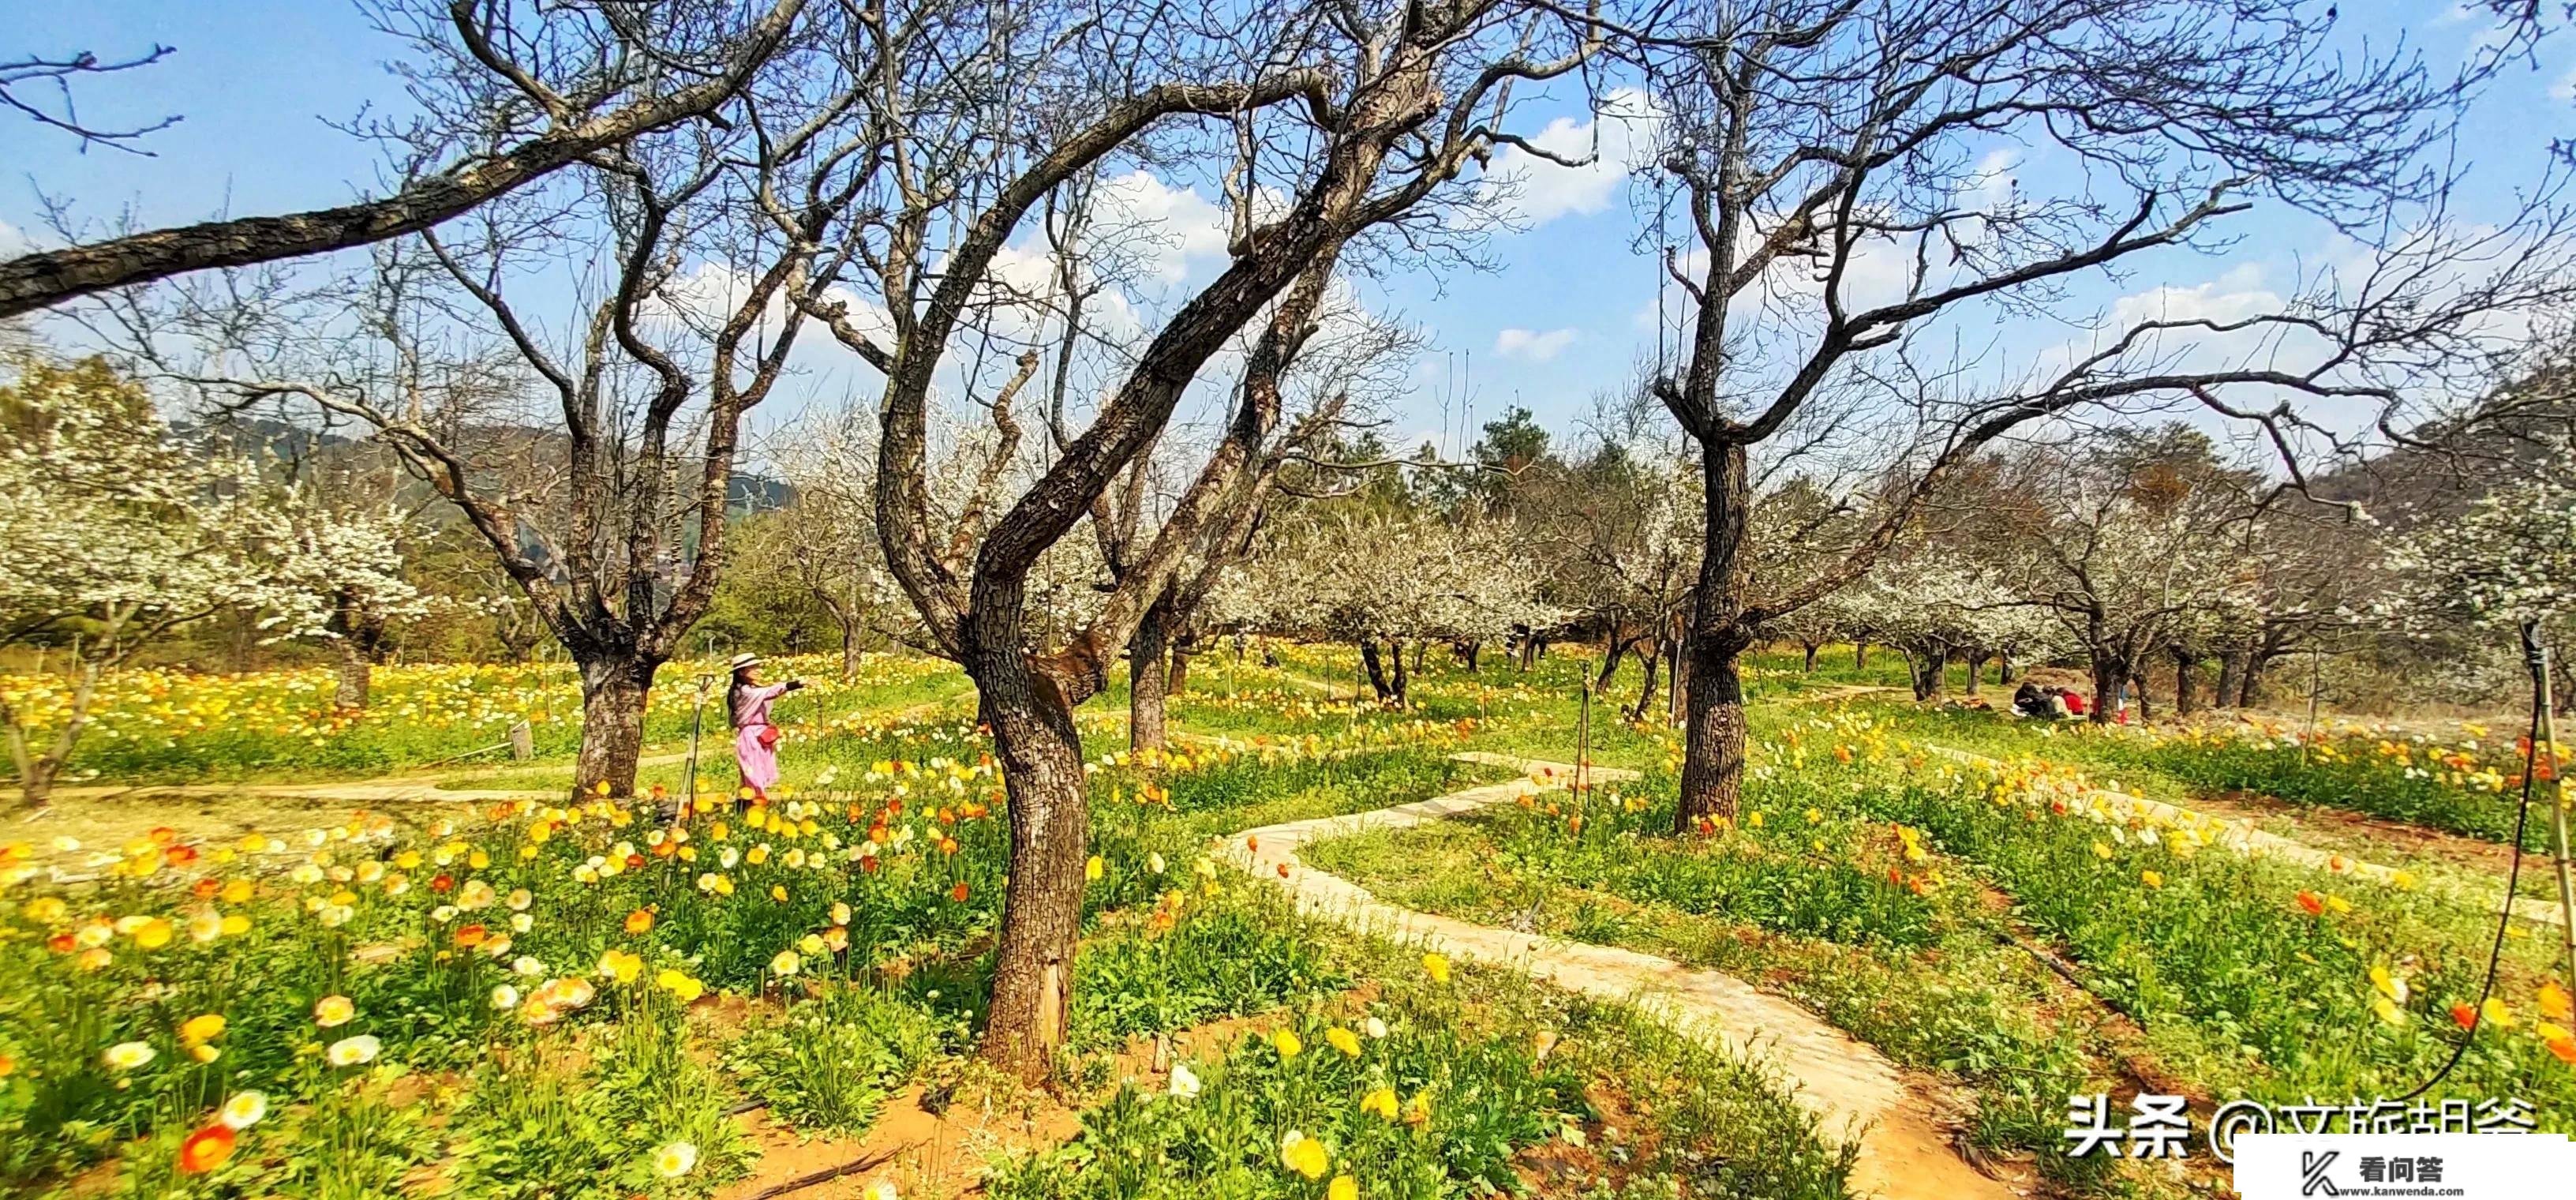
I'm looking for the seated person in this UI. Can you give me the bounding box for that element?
[2011,681,2049,718]
[2057,688,2087,718]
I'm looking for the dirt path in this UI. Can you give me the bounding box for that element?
[1223,752,2013,1200]
[1921,743,2567,928]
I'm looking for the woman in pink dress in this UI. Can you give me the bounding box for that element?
[726,654,804,805]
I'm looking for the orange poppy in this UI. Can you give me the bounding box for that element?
[951,882,970,902]
[624,909,654,935]
[2296,891,2325,917]
[178,1124,236,1173]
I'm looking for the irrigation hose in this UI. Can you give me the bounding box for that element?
[2387,636,2544,1103]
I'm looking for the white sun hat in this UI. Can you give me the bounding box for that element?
[728,653,762,671]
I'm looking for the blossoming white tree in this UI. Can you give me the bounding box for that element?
[0,354,332,806]
[1214,505,1560,705]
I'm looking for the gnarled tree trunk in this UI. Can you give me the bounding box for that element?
[974,655,1089,1085]
[1129,594,1170,752]
[573,653,657,798]
[1360,640,1393,702]
[1676,441,1753,831]
[333,640,373,711]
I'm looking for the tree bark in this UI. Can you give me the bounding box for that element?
[1166,641,1192,696]
[1390,639,1410,707]
[975,663,1089,1084]
[1908,647,1947,701]
[2090,655,2123,726]
[1855,642,1869,669]
[1463,641,1481,672]
[1628,639,1662,723]
[1964,652,1986,697]
[1360,640,1394,701]
[333,640,373,711]
[2214,651,2243,710]
[1677,441,1754,830]
[1802,642,1820,673]
[1129,595,1170,752]
[2173,647,2197,717]
[573,653,657,798]
[0,0,809,319]
[1597,631,1627,687]
[2237,647,2266,708]
[839,615,864,682]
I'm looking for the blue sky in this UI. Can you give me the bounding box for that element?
[6,2,2574,460]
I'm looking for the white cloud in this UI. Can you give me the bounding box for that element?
[1092,169,1234,285]
[0,217,32,257]
[1494,326,1577,362]
[1479,87,1664,227]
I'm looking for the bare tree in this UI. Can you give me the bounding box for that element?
[0,0,808,317]
[803,0,1602,1078]
[1,44,182,152]
[124,1,866,797]
[1618,0,2571,826]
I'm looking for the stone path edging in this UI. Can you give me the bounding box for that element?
[1919,743,2565,928]
[1222,752,2012,1200]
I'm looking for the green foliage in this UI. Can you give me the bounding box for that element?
[724,984,941,1132]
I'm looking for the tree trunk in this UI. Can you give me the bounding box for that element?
[1411,639,1426,675]
[2237,647,2266,708]
[1676,441,1753,831]
[1129,596,1170,752]
[1390,639,1410,706]
[1465,641,1481,672]
[573,653,657,798]
[1854,642,1869,669]
[2214,651,2243,710]
[2173,647,2196,717]
[333,640,373,711]
[1909,648,1947,701]
[1667,621,1687,726]
[2090,655,2122,726]
[1360,640,1394,701]
[1166,643,1192,696]
[1597,632,1626,687]
[840,616,863,682]
[975,662,1090,1083]
[1964,652,1986,697]
[1628,639,1662,723]
[1802,642,1820,673]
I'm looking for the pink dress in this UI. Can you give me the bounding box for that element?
[733,683,792,798]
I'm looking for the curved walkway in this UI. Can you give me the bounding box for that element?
[1220,752,2012,1200]
[1920,743,2567,928]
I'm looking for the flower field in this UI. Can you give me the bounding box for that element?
[5,646,2574,1199]
[0,653,966,786]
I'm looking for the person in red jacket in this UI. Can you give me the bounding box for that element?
[2058,688,2087,718]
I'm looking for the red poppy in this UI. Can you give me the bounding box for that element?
[2296,891,2325,917]
[2451,1003,2478,1031]
[453,924,489,949]
[951,882,970,902]
[192,878,222,900]
[429,874,455,894]
[163,844,199,868]
[178,1124,236,1173]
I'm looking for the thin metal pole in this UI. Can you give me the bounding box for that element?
[682,673,713,818]
[2301,652,2323,766]
[2529,632,2576,997]
[1577,676,1593,797]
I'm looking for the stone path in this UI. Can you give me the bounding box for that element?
[1919,743,2567,928]
[1222,752,2013,1200]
